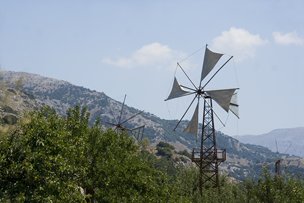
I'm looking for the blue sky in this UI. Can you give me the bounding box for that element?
[1,0,304,136]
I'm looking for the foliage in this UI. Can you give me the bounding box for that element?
[177,149,192,159]
[83,127,169,202]
[241,168,304,203]
[0,106,169,202]
[0,106,84,202]
[156,141,175,158]
[1,106,304,202]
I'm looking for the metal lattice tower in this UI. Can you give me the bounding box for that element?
[192,97,226,193]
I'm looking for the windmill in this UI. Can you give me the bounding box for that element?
[105,95,145,141]
[274,139,293,177]
[165,45,239,193]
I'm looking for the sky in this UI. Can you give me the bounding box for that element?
[1,0,304,136]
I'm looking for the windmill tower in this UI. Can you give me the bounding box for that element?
[275,139,282,176]
[105,95,145,141]
[165,45,239,193]
[274,139,292,177]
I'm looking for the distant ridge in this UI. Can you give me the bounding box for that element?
[235,127,304,157]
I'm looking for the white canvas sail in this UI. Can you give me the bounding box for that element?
[184,103,199,137]
[229,92,239,118]
[205,88,238,113]
[165,77,190,101]
[201,47,223,82]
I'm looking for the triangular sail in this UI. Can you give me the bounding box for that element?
[184,103,199,137]
[206,88,238,113]
[201,47,223,82]
[165,77,190,101]
[229,92,239,118]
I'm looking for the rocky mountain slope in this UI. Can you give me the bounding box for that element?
[0,79,41,126]
[235,127,304,157]
[1,70,304,181]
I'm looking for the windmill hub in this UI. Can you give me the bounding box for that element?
[104,94,145,140]
[196,88,204,95]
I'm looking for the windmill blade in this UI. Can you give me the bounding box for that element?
[131,125,145,132]
[205,89,237,112]
[103,121,118,127]
[114,123,145,141]
[177,63,197,89]
[229,92,239,118]
[165,77,191,101]
[201,56,233,89]
[108,104,119,124]
[206,88,239,118]
[130,125,145,141]
[180,85,196,92]
[173,94,198,131]
[283,142,292,154]
[184,103,199,137]
[201,47,224,82]
[118,94,127,124]
[116,125,145,141]
[204,99,227,127]
[120,110,144,125]
[275,139,279,153]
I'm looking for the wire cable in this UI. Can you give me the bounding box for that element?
[179,46,204,64]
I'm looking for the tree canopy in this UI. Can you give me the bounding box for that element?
[0,106,169,202]
[1,106,304,202]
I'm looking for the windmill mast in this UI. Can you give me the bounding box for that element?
[192,97,226,192]
[275,139,281,176]
[275,159,281,176]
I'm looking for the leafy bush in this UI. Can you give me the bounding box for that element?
[1,106,304,202]
[177,149,192,159]
[0,106,169,202]
[156,141,175,158]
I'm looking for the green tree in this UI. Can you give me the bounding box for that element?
[156,141,175,158]
[3,105,304,202]
[83,127,170,202]
[0,106,171,202]
[0,106,84,202]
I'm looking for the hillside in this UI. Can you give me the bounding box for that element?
[0,79,41,126]
[235,127,304,157]
[1,70,304,181]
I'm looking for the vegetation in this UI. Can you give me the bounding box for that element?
[156,141,175,158]
[0,106,170,202]
[1,106,304,202]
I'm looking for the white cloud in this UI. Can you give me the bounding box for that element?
[102,42,186,70]
[211,27,267,62]
[273,31,304,46]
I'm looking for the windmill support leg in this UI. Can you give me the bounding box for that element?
[191,97,226,195]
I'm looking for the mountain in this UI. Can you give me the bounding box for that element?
[235,127,304,157]
[0,77,41,126]
[1,70,304,181]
